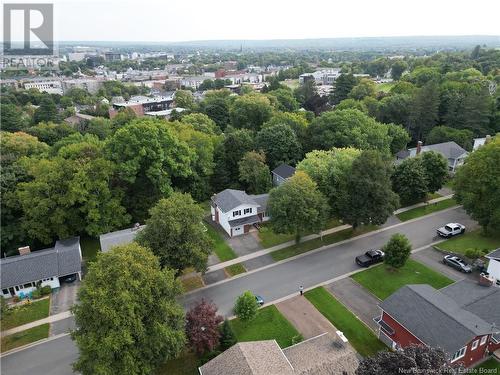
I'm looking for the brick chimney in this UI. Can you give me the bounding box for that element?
[485,135,491,144]
[416,141,423,155]
[18,246,31,255]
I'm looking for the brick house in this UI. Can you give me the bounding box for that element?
[376,282,500,368]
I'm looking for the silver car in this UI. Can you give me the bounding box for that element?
[443,255,472,273]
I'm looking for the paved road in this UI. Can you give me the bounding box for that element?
[182,207,475,316]
[2,207,474,375]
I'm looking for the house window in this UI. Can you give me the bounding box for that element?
[451,346,467,362]
[471,340,479,350]
[2,289,8,294]
[233,210,241,217]
[480,336,488,346]
[23,283,32,288]
[244,208,252,214]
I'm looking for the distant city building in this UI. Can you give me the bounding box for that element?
[109,94,174,118]
[62,78,104,94]
[23,79,63,95]
[104,52,123,62]
[299,69,341,85]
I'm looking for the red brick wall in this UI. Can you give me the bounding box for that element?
[380,311,424,347]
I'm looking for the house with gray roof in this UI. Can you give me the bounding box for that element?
[1,237,82,298]
[99,224,145,253]
[211,189,269,237]
[376,282,500,368]
[272,164,296,186]
[199,332,359,375]
[396,141,468,173]
[485,249,500,287]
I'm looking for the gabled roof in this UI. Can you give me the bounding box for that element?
[409,141,468,160]
[272,164,296,180]
[380,284,492,354]
[212,189,259,213]
[0,237,81,289]
[486,248,500,260]
[251,194,269,214]
[99,225,145,253]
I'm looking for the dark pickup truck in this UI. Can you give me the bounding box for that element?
[355,249,385,267]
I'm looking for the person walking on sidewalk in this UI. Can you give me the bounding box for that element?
[299,285,304,296]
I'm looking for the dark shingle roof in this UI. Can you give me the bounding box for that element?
[1,237,81,289]
[99,225,145,253]
[212,189,258,213]
[380,284,492,354]
[229,215,261,227]
[409,141,468,160]
[272,164,296,179]
[486,248,500,260]
[251,194,269,213]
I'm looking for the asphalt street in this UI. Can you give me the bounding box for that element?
[1,206,475,375]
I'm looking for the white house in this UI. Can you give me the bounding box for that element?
[485,249,500,287]
[0,237,82,298]
[211,189,270,237]
[473,135,492,151]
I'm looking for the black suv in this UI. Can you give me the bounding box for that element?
[355,250,385,267]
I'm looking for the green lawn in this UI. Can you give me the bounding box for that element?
[474,357,500,371]
[229,305,301,348]
[375,82,396,93]
[270,225,377,262]
[225,263,246,277]
[180,275,204,292]
[427,192,442,200]
[396,198,457,222]
[305,287,386,357]
[206,225,237,261]
[1,298,51,330]
[438,229,500,256]
[80,236,101,262]
[258,218,342,248]
[1,324,50,353]
[351,259,454,300]
[156,351,199,375]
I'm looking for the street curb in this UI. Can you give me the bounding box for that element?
[0,332,71,357]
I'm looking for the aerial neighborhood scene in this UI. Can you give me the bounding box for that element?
[1,0,500,374]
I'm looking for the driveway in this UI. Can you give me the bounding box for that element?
[50,281,80,315]
[275,296,337,339]
[327,278,381,332]
[226,231,263,257]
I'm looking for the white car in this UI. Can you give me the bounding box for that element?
[437,223,465,238]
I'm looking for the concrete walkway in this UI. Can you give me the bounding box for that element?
[275,296,337,339]
[1,311,73,337]
[207,194,455,273]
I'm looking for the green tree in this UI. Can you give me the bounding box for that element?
[453,137,500,234]
[387,124,411,154]
[26,122,77,145]
[230,94,273,131]
[1,104,27,131]
[174,90,195,110]
[335,98,367,113]
[234,291,259,322]
[135,193,212,274]
[255,123,302,169]
[337,150,399,229]
[331,74,357,105]
[111,107,137,128]
[409,81,440,141]
[263,111,309,142]
[239,151,271,194]
[295,80,329,114]
[219,319,237,350]
[348,79,376,100]
[267,88,299,112]
[33,96,58,124]
[391,60,408,80]
[200,89,232,130]
[383,233,412,268]
[72,243,186,375]
[268,171,329,242]
[181,113,221,135]
[420,151,449,193]
[377,94,412,128]
[392,158,428,205]
[426,126,473,150]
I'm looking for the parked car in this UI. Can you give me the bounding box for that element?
[443,255,472,273]
[60,274,77,283]
[437,223,465,238]
[355,249,385,267]
[255,295,264,306]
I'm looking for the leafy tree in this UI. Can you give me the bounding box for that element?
[263,111,309,141]
[331,74,357,105]
[462,84,493,135]
[219,319,237,350]
[239,151,272,194]
[135,192,212,274]
[186,299,223,355]
[407,67,441,87]
[1,104,27,131]
[295,80,329,114]
[390,60,408,80]
[72,243,186,375]
[229,94,273,131]
[409,81,440,141]
[392,158,428,205]
[426,126,473,150]
[383,233,412,268]
[268,171,329,242]
[348,79,376,100]
[356,345,459,375]
[181,113,221,135]
[234,291,259,322]
[387,124,411,154]
[255,123,302,169]
[33,96,58,124]
[111,107,136,128]
[267,88,299,112]
[335,98,367,113]
[453,137,500,234]
[174,90,195,110]
[106,118,193,221]
[26,122,77,145]
[377,94,412,127]
[81,117,113,140]
[199,79,215,91]
[420,151,449,193]
[200,90,232,130]
[337,150,399,229]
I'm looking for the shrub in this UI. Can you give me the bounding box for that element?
[464,248,483,260]
[291,334,304,345]
[31,289,42,299]
[384,233,412,268]
[234,291,259,322]
[219,319,237,350]
[40,286,52,295]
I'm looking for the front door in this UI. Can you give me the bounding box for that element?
[244,224,250,233]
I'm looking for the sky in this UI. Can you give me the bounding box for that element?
[2,0,500,42]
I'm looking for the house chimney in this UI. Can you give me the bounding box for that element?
[416,141,423,155]
[485,135,491,144]
[18,246,31,256]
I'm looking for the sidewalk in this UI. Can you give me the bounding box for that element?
[207,194,454,273]
[1,311,73,337]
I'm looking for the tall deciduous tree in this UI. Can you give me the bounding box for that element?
[136,192,212,274]
[392,157,429,205]
[268,171,329,242]
[229,94,273,131]
[239,151,271,194]
[453,137,500,234]
[383,233,412,268]
[348,79,376,100]
[426,126,473,150]
[390,60,408,80]
[331,74,357,105]
[409,81,440,141]
[267,88,300,112]
[174,89,195,109]
[33,96,58,124]
[420,151,448,193]
[72,243,186,375]
[338,150,399,229]
[255,123,302,169]
[186,299,223,355]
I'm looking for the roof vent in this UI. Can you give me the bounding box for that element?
[18,246,31,255]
